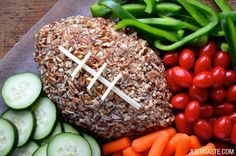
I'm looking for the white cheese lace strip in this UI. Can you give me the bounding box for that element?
[87,63,107,90]
[71,52,92,77]
[58,46,141,109]
[101,73,122,101]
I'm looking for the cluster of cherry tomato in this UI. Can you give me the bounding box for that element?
[162,41,236,146]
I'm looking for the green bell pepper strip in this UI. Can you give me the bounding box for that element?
[138,17,199,31]
[221,17,236,70]
[154,0,218,51]
[116,19,179,42]
[219,11,236,21]
[122,4,150,18]
[90,3,111,17]
[187,35,208,48]
[99,0,136,19]
[177,0,209,26]
[155,2,182,16]
[144,0,155,14]
[215,0,233,12]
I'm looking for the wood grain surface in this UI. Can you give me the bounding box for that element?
[0,0,58,59]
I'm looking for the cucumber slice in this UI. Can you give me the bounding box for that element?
[0,118,18,155]
[1,73,42,109]
[47,133,91,156]
[39,122,63,144]
[2,109,36,147]
[83,133,101,156]
[62,122,79,134]
[32,97,57,140]
[32,144,47,156]
[11,141,39,156]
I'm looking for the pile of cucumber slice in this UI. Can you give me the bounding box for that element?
[0,72,101,156]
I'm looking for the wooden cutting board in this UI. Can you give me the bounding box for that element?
[0,0,235,114]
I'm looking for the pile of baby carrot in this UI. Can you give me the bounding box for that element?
[102,127,216,156]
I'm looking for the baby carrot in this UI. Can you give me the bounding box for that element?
[175,134,191,156]
[142,150,150,156]
[190,135,201,149]
[186,143,216,156]
[112,151,124,156]
[132,127,176,152]
[148,131,170,156]
[103,137,131,155]
[162,133,182,156]
[123,147,142,156]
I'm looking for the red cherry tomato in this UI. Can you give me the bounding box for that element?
[175,113,192,134]
[200,104,214,119]
[194,55,212,74]
[193,71,215,88]
[213,51,231,69]
[231,124,236,144]
[199,41,217,59]
[229,112,236,124]
[179,49,195,70]
[225,70,236,86]
[227,84,236,102]
[171,93,191,109]
[214,102,234,117]
[213,116,232,139]
[162,51,179,66]
[209,87,226,102]
[212,66,226,88]
[172,66,193,88]
[184,101,200,123]
[189,85,208,103]
[193,119,213,140]
[166,68,181,92]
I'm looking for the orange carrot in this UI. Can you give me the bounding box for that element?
[190,135,201,149]
[112,151,124,156]
[142,150,150,156]
[148,131,170,156]
[132,127,176,152]
[103,137,131,155]
[175,134,191,156]
[186,143,216,156]
[162,133,182,156]
[123,147,142,156]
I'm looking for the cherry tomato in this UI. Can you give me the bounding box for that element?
[179,49,195,70]
[199,41,217,59]
[194,55,212,74]
[231,124,236,144]
[193,119,213,140]
[162,51,179,66]
[209,87,226,102]
[193,71,215,88]
[184,101,200,123]
[213,51,231,69]
[175,113,192,134]
[171,93,191,109]
[225,70,236,86]
[227,84,236,102]
[213,116,232,139]
[212,66,226,88]
[200,104,214,119]
[214,102,234,117]
[172,66,193,88]
[166,68,181,92]
[229,112,236,124]
[189,85,208,103]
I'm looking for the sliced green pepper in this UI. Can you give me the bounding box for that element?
[154,0,218,51]
[90,3,111,17]
[144,0,155,14]
[116,19,179,42]
[138,17,199,31]
[219,11,236,21]
[155,2,182,16]
[221,17,236,69]
[214,0,233,12]
[177,0,209,26]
